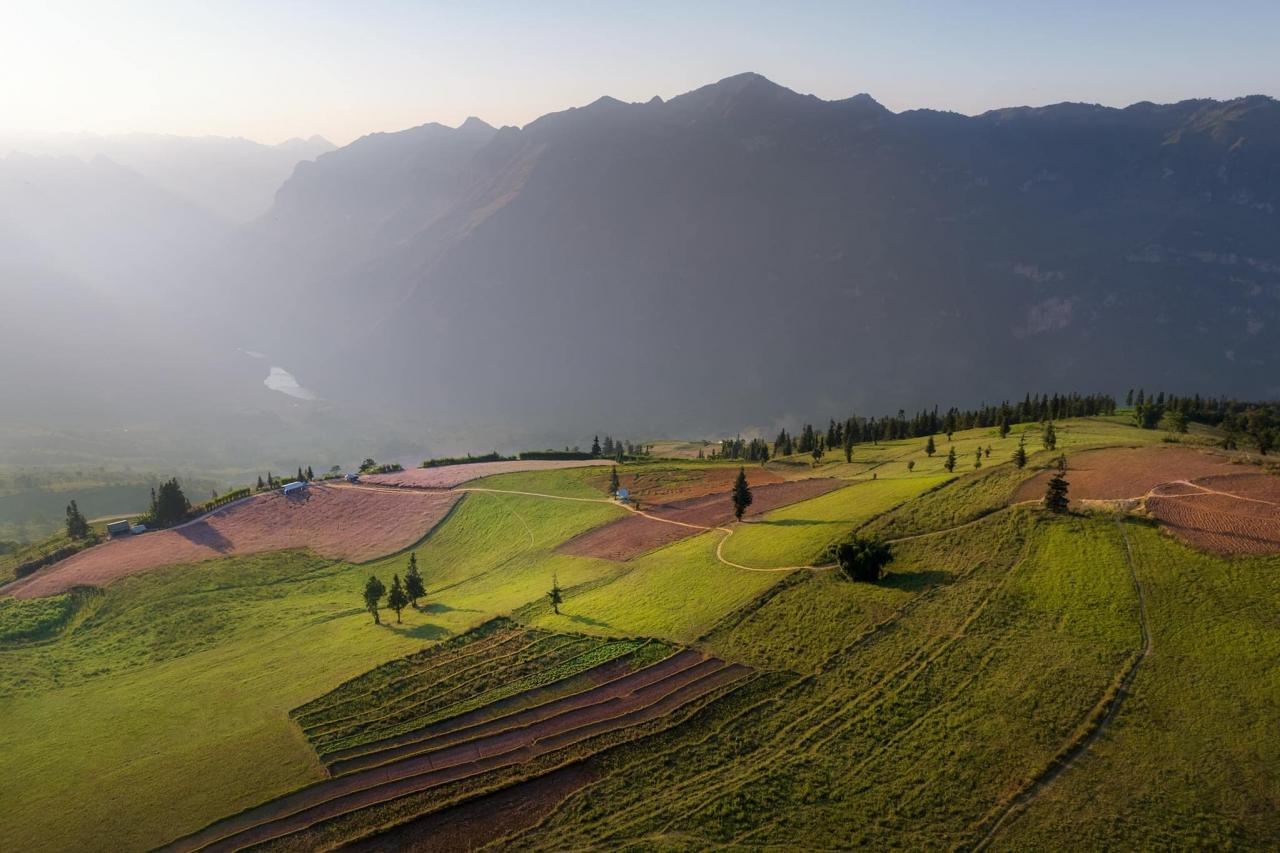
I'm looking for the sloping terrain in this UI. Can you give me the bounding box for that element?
[164,623,749,853]
[3,485,458,598]
[3,419,1278,852]
[559,478,843,561]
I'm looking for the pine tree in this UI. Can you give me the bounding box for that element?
[731,467,753,521]
[547,574,564,615]
[999,415,1010,438]
[944,447,957,473]
[404,553,425,608]
[151,478,190,528]
[842,429,853,463]
[974,448,982,469]
[387,574,409,623]
[363,575,386,625]
[591,436,601,457]
[811,444,824,466]
[305,465,314,481]
[1042,421,1057,451]
[256,475,265,491]
[1012,437,1028,469]
[1044,471,1070,513]
[609,466,620,496]
[925,436,936,457]
[65,500,91,539]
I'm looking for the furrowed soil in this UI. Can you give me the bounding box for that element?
[342,763,599,853]
[4,485,458,598]
[364,460,612,489]
[584,465,786,504]
[1014,445,1245,502]
[557,479,844,561]
[1147,473,1280,554]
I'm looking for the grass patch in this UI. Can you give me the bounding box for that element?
[720,475,951,567]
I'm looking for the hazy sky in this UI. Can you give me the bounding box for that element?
[4,0,1278,146]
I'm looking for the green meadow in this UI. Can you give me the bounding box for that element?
[0,415,1276,850]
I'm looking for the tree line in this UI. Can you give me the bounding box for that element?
[774,392,1116,459]
[1126,390,1278,454]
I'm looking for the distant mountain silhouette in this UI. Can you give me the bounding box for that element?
[0,131,334,222]
[226,73,1279,440]
[4,75,1278,461]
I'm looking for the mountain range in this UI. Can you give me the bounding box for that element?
[4,73,1278,463]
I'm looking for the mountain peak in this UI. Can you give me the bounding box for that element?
[457,116,495,133]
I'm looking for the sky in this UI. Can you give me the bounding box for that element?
[3,0,1278,146]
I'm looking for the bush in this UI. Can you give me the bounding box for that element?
[823,536,894,582]
[191,487,251,516]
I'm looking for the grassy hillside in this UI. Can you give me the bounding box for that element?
[1,414,1276,851]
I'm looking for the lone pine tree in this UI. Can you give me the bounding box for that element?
[925,436,936,457]
[1012,437,1028,469]
[1044,470,1070,513]
[609,466,620,495]
[731,467,754,521]
[944,446,957,473]
[1042,421,1058,451]
[547,574,564,615]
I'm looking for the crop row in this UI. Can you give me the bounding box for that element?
[309,636,623,755]
[291,618,519,722]
[298,630,555,733]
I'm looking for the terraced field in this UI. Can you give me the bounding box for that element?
[166,622,749,852]
[4,415,1278,851]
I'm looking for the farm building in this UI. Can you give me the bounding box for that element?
[282,481,308,495]
[105,520,132,538]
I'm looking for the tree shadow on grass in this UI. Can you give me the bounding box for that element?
[420,602,480,615]
[566,613,612,629]
[880,569,954,592]
[383,621,451,640]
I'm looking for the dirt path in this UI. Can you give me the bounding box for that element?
[970,517,1152,851]
[1148,478,1280,508]
[453,486,837,573]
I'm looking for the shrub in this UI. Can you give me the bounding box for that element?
[823,536,894,582]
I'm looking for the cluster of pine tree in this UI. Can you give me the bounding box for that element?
[713,436,771,461]
[1125,390,1278,454]
[590,435,653,460]
[773,393,1115,458]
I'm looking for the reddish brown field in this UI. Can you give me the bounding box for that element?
[364,459,612,489]
[1014,446,1246,502]
[1147,473,1280,555]
[162,652,749,852]
[559,478,845,561]
[343,763,598,853]
[5,485,459,599]
[583,465,785,504]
